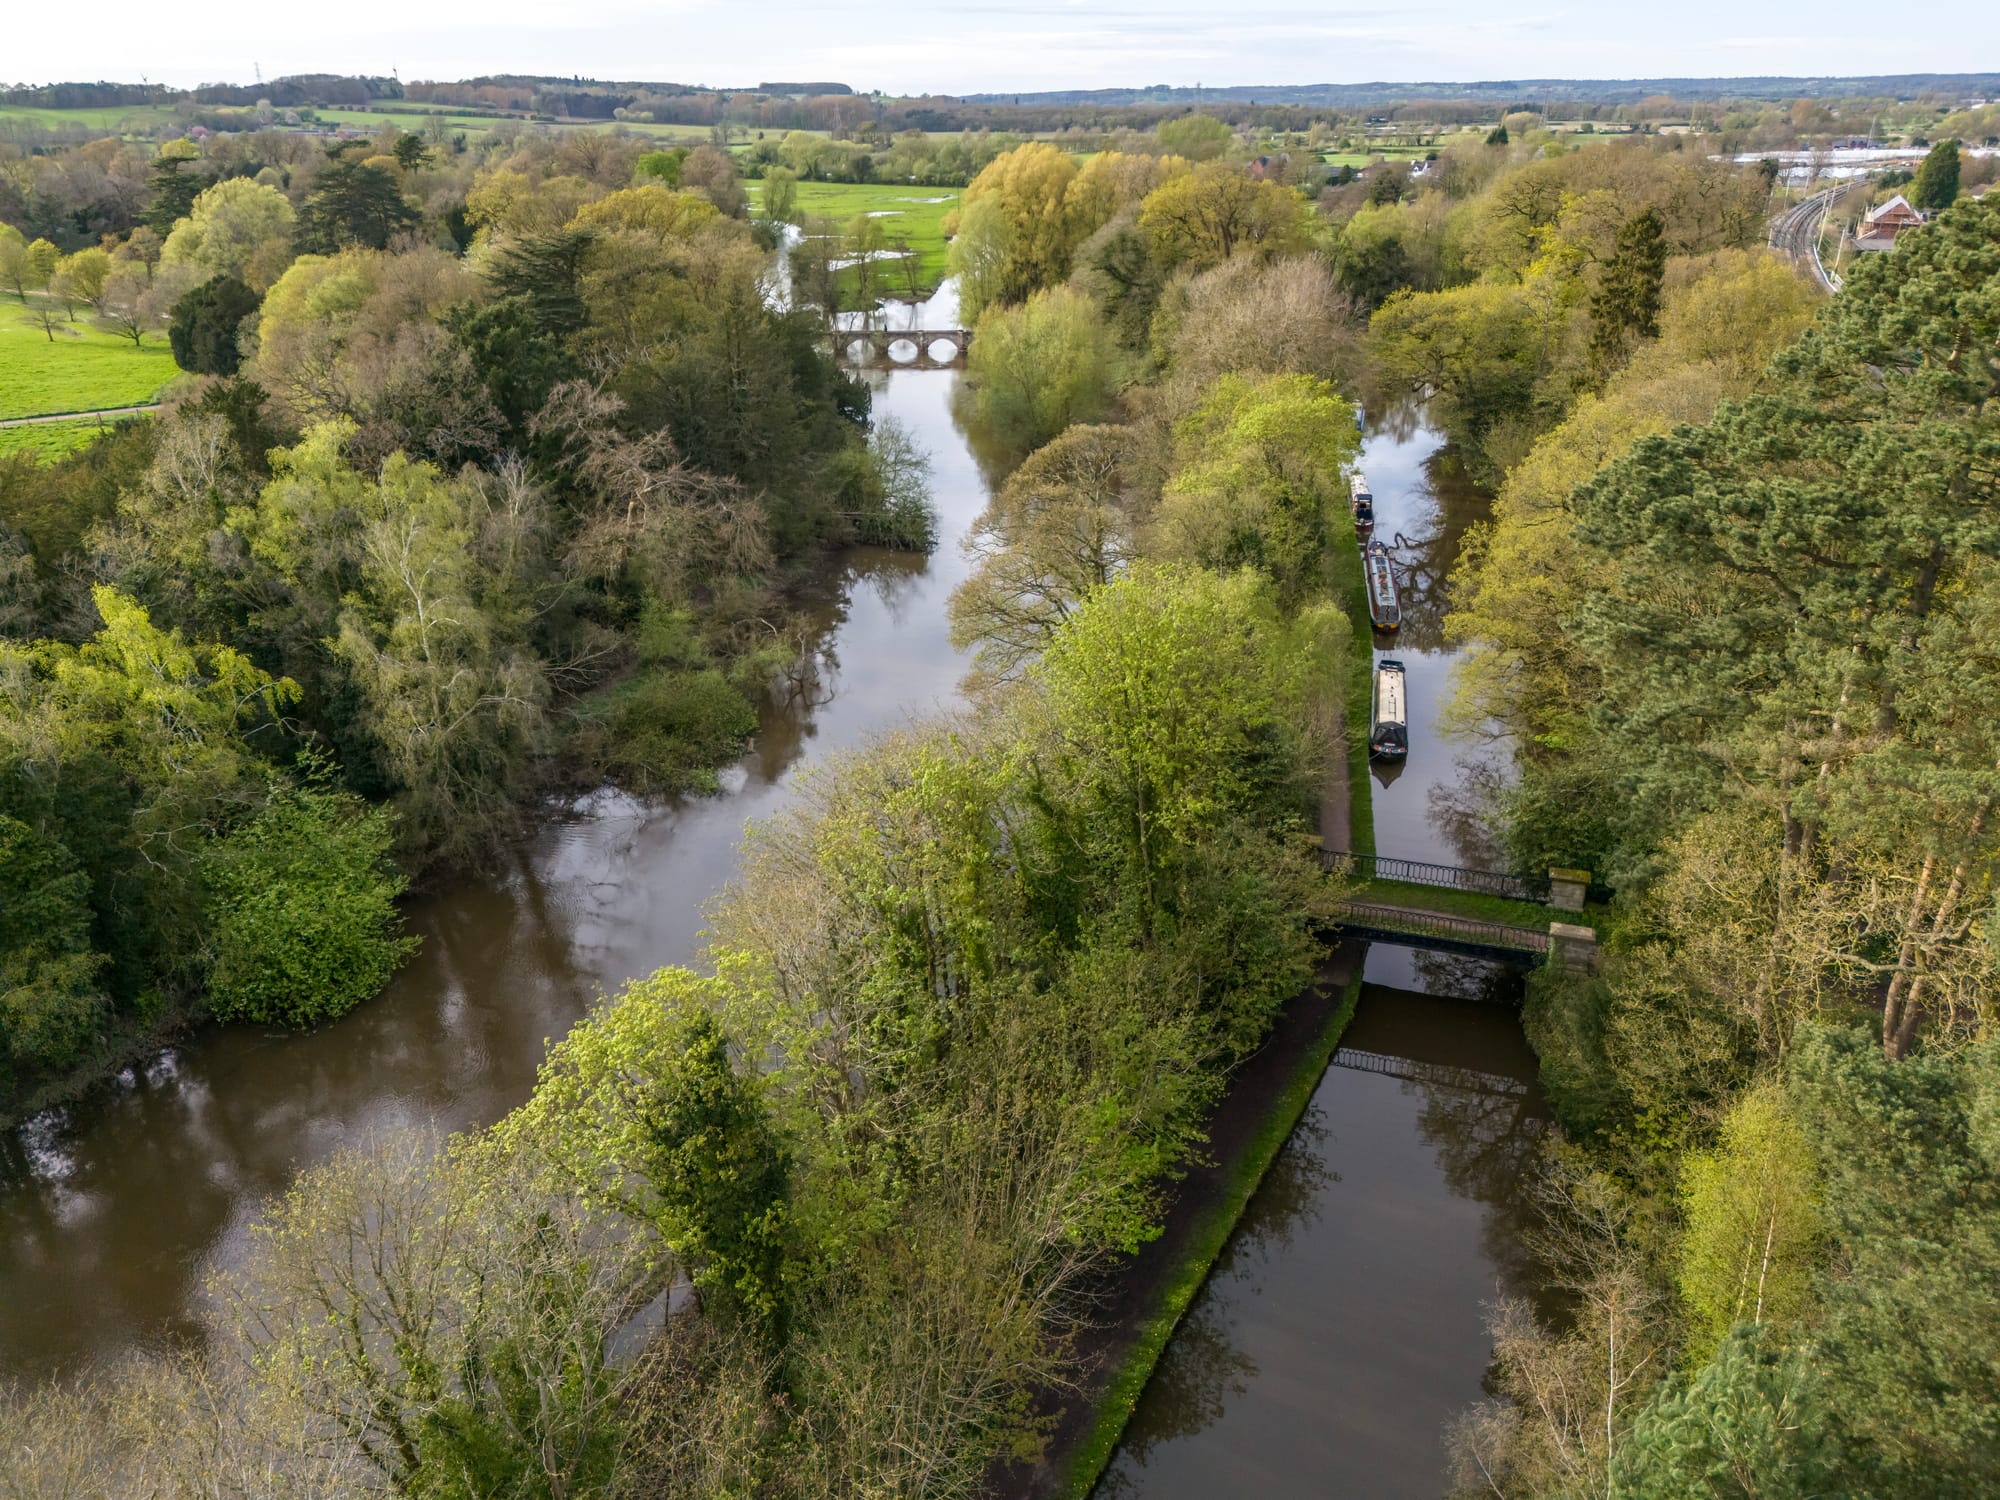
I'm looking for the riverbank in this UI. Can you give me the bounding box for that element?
[0,369,988,1378]
[0,530,907,1132]
[1012,471,1385,1499]
[1008,947,1367,1499]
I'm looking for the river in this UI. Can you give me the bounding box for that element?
[3,319,1552,1499]
[0,365,987,1380]
[1098,411,1554,1497]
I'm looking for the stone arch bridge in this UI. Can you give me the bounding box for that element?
[832,328,974,369]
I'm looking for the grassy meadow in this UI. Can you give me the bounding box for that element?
[754,180,962,295]
[0,413,147,461]
[0,103,181,133]
[0,298,178,420]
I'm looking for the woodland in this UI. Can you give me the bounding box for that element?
[1,88,1996,1500]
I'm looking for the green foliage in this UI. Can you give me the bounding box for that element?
[961,285,1118,460]
[1589,207,1667,373]
[759,164,798,223]
[496,228,595,337]
[0,414,154,560]
[948,143,1085,317]
[159,177,297,291]
[1333,203,1416,309]
[580,665,756,795]
[143,153,206,239]
[199,774,416,1027]
[1,585,297,1043]
[1613,1326,1833,1499]
[0,814,106,1078]
[949,423,1134,684]
[1153,372,1360,605]
[1138,162,1312,275]
[167,274,259,375]
[1789,1026,2000,1497]
[637,146,689,188]
[1370,281,1542,467]
[508,971,796,1346]
[1911,138,1961,212]
[1154,114,1234,162]
[1677,1082,1823,1357]
[389,134,428,173]
[295,148,420,254]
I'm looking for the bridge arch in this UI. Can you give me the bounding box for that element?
[833,328,974,370]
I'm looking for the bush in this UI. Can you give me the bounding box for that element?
[200,777,415,1026]
[0,815,106,1079]
[589,667,757,794]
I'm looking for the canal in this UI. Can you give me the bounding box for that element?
[2,320,1556,1500]
[1098,411,1555,1497]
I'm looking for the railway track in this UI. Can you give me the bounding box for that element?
[1769,186,1843,294]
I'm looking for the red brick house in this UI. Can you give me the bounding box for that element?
[1854,194,1925,251]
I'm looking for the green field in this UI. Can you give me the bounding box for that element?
[0,299,178,420]
[316,105,776,149]
[0,413,145,461]
[753,180,961,294]
[0,103,180,132]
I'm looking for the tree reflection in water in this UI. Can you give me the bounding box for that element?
[1360,956,1554,1315]
[1101,960,1562,1495]
[1376,445,1486,655]
[1099,1106,1337,1485]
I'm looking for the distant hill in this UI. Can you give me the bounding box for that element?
[961,75,2000,107]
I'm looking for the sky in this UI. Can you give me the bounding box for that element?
[6,0,1997,95]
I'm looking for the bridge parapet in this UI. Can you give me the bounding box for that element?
[833,328,974,369]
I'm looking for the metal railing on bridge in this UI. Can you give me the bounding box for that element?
[1332,900,1552,958]
[1322,850,1548,903]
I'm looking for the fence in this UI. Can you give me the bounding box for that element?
[1321,850,1548,903]
[1332,900,1551,956]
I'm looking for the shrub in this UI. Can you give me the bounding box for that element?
[200,777,415,1026]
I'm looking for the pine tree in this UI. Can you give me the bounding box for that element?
[143,149,205,237]
[295,146,419,253]
[1588,207,1666,375]
[1911,138,1961,212]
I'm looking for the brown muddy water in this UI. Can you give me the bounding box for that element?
[2,373,1553,1500]
[0,367,987,1379]
[1096,944,1553,1499]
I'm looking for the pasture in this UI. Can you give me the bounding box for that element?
[755,180,962,293]
[0,414,144,461]
[0,103,180,133]
[0,299,178,421]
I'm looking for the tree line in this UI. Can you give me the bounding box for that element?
[1434,192,2000,1499]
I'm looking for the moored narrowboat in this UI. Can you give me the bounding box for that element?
[1369,658,1408,760]
[1350,471,1375,536]
[1365,539,1400,632]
